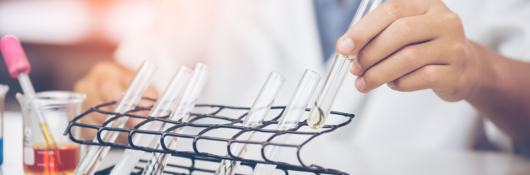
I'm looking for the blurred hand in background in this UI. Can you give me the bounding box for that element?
[74,60,158,143]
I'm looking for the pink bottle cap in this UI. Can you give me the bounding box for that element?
[0,35,31,79]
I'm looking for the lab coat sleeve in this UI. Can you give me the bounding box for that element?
[464,0,530,154]
[464,0,530,62]
[445,0,530,153]
[113,0,221,92]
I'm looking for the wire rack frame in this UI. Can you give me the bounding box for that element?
[64,99,355,175]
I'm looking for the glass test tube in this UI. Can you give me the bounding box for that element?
[142,63,209,175]
[75,60,156,175]
[109,66,193,175]
[215,72,285,175]
[307,0,383,129]
[252,70,320,175]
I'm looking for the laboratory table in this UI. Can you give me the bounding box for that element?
[2,111,530,175]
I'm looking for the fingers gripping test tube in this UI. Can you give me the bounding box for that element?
[252,70,320,175]
[109,66,193,175]
[75,60,156,175]
[215,72,285,175]
[142,63,209,175]
[307,0,383,129]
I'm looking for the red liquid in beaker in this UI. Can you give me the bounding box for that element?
[23,143,80,175]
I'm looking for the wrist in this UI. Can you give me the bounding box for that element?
[462,40,500,102]
[463,41,530,141]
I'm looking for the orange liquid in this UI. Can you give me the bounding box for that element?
[23,144,80,175]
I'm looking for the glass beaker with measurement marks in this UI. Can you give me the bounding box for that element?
[17,91,85,175]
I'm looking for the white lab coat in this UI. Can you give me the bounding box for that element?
[114,0,530,156]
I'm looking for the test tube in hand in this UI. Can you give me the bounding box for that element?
[307,0,383,129]
[1,35,66,175]
[142,63,209,175]
[252,70,320,175]
[75,60,156,175]
[215,72,285,175]
[109,66,193,175]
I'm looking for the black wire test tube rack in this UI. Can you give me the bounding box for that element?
[64,98,355,175]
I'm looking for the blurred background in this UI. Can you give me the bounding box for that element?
[0,0,155,110]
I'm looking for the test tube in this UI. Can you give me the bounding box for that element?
[1,35,65,174]
[215,72,285,175]
[75,60,156,175]
[252,70,320,175]
[142,63,209,175]
[307,0,383,129]
[109,66,193,175]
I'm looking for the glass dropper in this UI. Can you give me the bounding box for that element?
[1,35,66,175]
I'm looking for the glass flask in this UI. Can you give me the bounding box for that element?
[0,84,8,166]
[17,91,86,175]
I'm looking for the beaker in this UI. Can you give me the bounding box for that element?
[17,91,86,175]
[0,84,8,166]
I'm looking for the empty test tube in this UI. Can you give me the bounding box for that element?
[75,60,156,175]
[142,63,209,175]
[252,70,320,175]
[307,0,383,129]
[109,66,193,175]
[215,72,285,175]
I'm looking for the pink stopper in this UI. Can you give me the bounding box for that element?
[1,35,31,79]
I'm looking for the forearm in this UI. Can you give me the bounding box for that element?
[465,41,530,142]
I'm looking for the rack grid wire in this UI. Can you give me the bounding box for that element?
[64,98,355,175]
